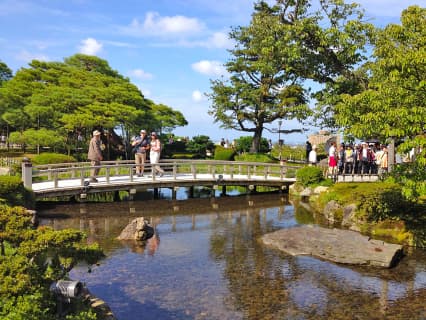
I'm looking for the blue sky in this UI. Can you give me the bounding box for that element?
[1,0,425,144]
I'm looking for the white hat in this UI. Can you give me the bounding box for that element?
[93,130,101,136]
[312,144,317,149]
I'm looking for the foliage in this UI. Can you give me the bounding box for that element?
[8,128,64,153]
[32,152,77,165]
[0,54,187,160]
[0,205,104,319]
[208,2,311,152]
[335,6,426,164]
[385,162,426,202]
[317,182,408,222]
[0,60,13,86]
[186,135,215,158]
[234,153,274,163]
[296,166,324,187]
[0,176,35,209]
[233,136,269,154]
[214,146,235,161]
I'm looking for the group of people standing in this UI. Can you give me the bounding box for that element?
[327,141,388,176]
[87,129,164,182]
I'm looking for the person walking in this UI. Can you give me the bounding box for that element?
[132,129,150,177]
[328,141,337,176]
[305,141,312,163]
[308,144,317,166]
[149,132,164,177]
[87,130,103,182]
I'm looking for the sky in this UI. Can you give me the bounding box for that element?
[1,0,425,144]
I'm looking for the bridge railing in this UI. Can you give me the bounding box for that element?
[23,159,302,189]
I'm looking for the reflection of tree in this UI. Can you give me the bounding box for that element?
[209,206,423,319]
[209,208,296,318]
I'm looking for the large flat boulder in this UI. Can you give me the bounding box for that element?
[261,225,403,268]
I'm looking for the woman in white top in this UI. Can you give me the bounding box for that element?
[308,145,317,165]
[328,142,337,175]
[149,132,164,176]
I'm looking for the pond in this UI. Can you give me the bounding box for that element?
[38,189,426,320]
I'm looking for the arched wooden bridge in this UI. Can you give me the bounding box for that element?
[22,159,302,200]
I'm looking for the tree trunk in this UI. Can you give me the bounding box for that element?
[250,128,263,153]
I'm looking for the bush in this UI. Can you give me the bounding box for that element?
[234,136,270,153]
[296,166,324,187]
[214,146,235,160]
[234,153,275,163]
[0,176,35,209]
[318,182,408,222]
[32,152,77,165]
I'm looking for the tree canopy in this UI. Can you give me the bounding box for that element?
[335,5,426,163]
[0,54,187,157]
[208,0,375,152]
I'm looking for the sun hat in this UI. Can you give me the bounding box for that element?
[93,130,101,136]
[140,129,146,134]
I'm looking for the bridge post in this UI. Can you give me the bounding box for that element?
[21,158,33,189]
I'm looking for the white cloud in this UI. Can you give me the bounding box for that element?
[192,90,205,102]
[124,12,205,37]
[16,50,49,63]
[129,69,153,80]
[78,37,102,55]
[192,60,227,77]
[206,31,233,49]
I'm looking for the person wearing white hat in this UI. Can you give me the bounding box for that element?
[87,130,103,182]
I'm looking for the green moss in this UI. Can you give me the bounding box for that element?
[368,220,414,246]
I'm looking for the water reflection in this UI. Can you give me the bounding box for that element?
[38,193,426,320]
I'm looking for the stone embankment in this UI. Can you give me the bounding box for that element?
[261,225,403,268]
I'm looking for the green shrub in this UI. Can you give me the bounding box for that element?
[32,152,77,165]
[214,146,235,160]
[234,153,275,163]
[318,182,408,222]
[296,166,324,187]
[0,176,35,209]
[234,136,269,153]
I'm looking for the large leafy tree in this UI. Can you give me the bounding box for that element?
[0,54,187,158]
[335,6,426,200]
[209,0,375,152]
[209,2,310,153]
[0,61,12,86]
[271,0,375,130]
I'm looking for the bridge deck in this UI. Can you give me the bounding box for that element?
[25,160,300,199]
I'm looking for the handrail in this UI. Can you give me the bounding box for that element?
[24,159,302,190]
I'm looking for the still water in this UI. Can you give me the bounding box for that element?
[38,189,426,320]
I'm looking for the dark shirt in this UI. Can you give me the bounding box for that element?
[134,136,150,153]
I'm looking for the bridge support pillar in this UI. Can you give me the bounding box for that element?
[188,186,194,198]
[221,185,226,196]
[21,158,33,189]
[153,188,159,199]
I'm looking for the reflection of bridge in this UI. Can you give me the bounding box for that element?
[23,160,302,200]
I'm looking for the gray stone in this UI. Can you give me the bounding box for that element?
[313,186,329,194]
[261,225,403,268]
[117,217,154,241]
[341,204,358,228]
[323,200,341,224]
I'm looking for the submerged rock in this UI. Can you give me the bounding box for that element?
[261,225,404,268]
[117,217,154,241]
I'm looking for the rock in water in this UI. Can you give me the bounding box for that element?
[117,217,154,241]
[261,225,403,268]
